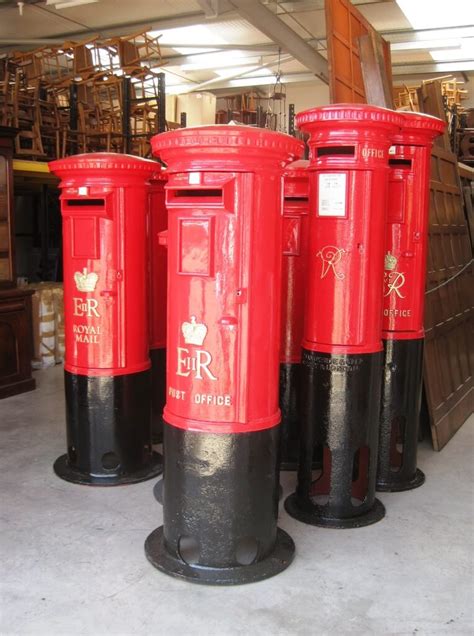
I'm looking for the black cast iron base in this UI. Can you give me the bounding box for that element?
[56,370,162,486]
[279,362,302,470]
[145,526,295,586]
[286,350,385,528]
[284,493,385,529]
[54,451,163,487]
[150,348,166,444]
[279,363,322,471]
[153,477,164,504]
[152,479,283,506]
[377,338,425,493]
[146,423,293,585]
[377,468,425,493]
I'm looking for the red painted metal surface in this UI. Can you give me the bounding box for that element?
[49,153,159,376]
[280,160,310,363]
[383,112,446,340]
[149,171,168,350]
[296,105,403,355]
[151,126,304,433]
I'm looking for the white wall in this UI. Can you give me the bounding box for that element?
[176,92,217,126]
[285,81,330,116]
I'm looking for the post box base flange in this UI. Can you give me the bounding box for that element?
[284,493,385,529]
[53,451,163,486]
[145,526,295,586]
[150,347,166,444]
[376,338,425,492]
[377,467,425,493]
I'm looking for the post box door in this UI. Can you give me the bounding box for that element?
[62,192,121,372]
[306,167,386,351]
[281,200,309,362]
[149,181,167,349]
[165,172,245,426]
[383,146,429,335]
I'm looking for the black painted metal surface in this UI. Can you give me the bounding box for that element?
[150,348,166,444]
[279,362,302,470]
[279,362,322,471]
[145,424,295,585]
[377,338,425,492]
[54,370,162,486]
[285,350,385,528]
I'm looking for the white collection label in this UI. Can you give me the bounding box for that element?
[318,173,347,217]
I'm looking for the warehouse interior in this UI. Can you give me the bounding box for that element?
[0,1,473,635]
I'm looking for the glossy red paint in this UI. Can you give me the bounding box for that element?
[149,171,168,350]
[383,112,445,340]
[280,160,310,363]
[49,153,159,376]
[296,105,404,355]
[151,126,304,434]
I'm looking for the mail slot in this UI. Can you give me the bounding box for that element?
[145,125,303,585]
[377,112,445,493]
[49,153,163,486]
[279,160,310,470]
[285,105,403,529]
[149,171,168,443]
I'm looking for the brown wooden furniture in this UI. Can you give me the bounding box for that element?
[0,126,36,399]
[0,287,35,399]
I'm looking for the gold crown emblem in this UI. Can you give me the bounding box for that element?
[384,252,398,271]
[74,268,99,292]
[181,316,207,346]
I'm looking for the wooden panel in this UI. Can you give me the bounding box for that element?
[418,81,451,151]
[424,146,473,450]
[325,0,392,105]
[358,32,394,108]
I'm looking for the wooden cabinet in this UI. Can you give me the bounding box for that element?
[0,126,36,399]
[0,288,35,399]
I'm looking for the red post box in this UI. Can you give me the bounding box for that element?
[49,153,163,486]
[284,105,403,528]
[149,171,168,443]
[146,125,303,585]
[279,160,311,470]
[377,112,445,492]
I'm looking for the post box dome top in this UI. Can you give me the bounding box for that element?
[393,111,446,144]
[151,125,304,170]
[296,104,403,130]
[284,159,309,177]
[49,152,159,177]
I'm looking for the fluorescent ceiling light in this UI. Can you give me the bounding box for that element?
[46,0,98,8]
[430,37,474,61]
[391,39,461,51]
[180,51,259,71]
[149,25,227,55]
[214,65,259,78]
[396,0,473,29]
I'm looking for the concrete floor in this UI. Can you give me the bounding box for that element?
[0,364,473,636]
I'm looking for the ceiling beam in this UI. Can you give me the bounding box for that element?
[180,52,293,93]
[228,0,328,83]
[14,9,239,43]
[392,60,474,75]
[196,0,233,17]
[206,71,319,90]
[382,25,474,44]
